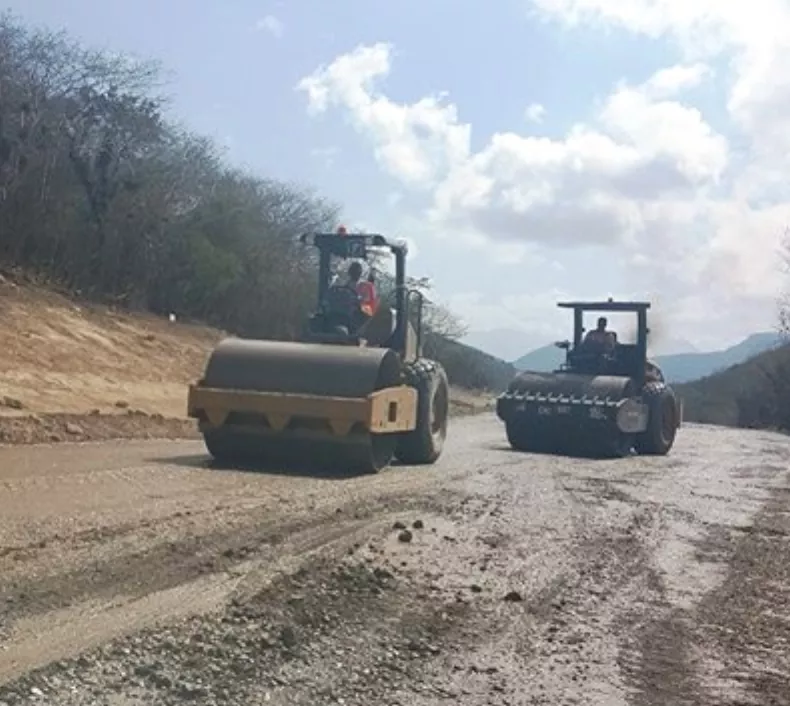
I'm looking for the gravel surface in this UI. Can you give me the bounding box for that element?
[1,415,789,705]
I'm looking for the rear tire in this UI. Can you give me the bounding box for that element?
[395,359,449,465]
[635,383,678,455]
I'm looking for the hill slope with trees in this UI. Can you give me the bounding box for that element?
[0,12,512,405]
[676,342,790,432]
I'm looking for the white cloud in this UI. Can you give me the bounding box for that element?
[642,63,711,98]
[255,15,284,38]
[530,0,790,164]
[296,44,471,188]
[297,43,728,253]
[295,4,790,341]
[525,102,546,123]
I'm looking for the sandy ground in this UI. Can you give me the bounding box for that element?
[0,275,490,444]
[0,416,788,705]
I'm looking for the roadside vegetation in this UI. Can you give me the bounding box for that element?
[677,341,790,432]
[0,12,513,394]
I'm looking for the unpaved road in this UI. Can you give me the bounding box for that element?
[1,415,789,705]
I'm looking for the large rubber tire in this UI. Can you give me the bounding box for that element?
[395,359,449,465]
[635,382,679,455]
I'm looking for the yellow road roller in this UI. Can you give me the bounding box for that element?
[187,229,450,473]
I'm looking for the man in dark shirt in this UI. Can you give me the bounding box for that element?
[583,316,616,353]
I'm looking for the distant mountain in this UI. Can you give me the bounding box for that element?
[512,332,786,384]
[512,344,566,373]
[676,339,790,429]
[461,328,544,363]
[655,333,785,383]
[425,332,517,392]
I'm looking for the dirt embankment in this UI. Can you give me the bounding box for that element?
[0,275,491,445]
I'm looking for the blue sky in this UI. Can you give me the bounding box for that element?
[6,0,790,359]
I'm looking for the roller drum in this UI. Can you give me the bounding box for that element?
[503,371,636,400]
[497,371,637,456]
[194,338,405,472]
[202,338,403,397]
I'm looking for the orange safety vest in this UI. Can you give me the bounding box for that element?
[356,280,378,316]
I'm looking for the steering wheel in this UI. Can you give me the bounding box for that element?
[570,340,616,373]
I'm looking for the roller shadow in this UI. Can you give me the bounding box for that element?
[487,443,636,461]
[146,453,404,480]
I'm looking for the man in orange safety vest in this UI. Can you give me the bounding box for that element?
[346,261,379,317]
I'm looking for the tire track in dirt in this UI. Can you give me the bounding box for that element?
[0,415,498,687]
[1,420,789,704]
[0,486,472,682]
[0,507,453,686]
[598,438,790,706]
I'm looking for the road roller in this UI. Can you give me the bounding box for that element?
[187,228,450,473]
[496,300,682,457]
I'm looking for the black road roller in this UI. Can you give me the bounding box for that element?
[496,300,682,457]
[187,228,450,473]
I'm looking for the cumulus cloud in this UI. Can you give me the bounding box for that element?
[296,44,471,188]
[530,0,790,165]
[296,43,728,252]
[295,3,790,341]
[642,63,711,98]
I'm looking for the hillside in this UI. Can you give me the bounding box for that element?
[0,274,501,444]
[511,344,566,374]
[513,332,784,383]
[425,333,517,392]
[677,342,790,430]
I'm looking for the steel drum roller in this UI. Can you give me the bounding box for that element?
[191,338,409,472]
[201,338,403,398]
[497,371,640,455]
[504,371,637,400]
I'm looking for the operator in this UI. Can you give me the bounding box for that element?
[645,360,664,383]
[345,261,379,317]
[583,316,616,354]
